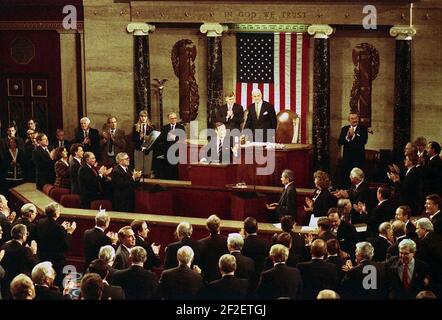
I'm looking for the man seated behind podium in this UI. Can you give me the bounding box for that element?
[266,169,297,222]
[200,122,239,164]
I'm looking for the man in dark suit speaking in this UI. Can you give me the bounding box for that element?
[338,112,368,187]
[244,88,277,142]
[266,169,297,222]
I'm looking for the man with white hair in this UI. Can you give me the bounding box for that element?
[159,245,204,300]
[317,289,340,299]
[32,261,70,300]
[164,221,201,269]
[13,204,37,245]
[334,168,372,214]
[341,241,387,299]
[98,245,117,284]
[227,233,254,281]
[386,239,430,299]
[74,117,100,160]
[243,88,277,142]
[369,222,393,262]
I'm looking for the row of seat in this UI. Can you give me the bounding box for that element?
[41,184,113,211]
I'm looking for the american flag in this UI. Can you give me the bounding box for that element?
[236,32,309,143]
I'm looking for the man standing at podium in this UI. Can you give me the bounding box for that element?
[216,91,244,131]
[266,169,297,222]
[244,88,277,142]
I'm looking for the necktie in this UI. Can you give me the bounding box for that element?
[142,124,146,135]
[402,263,409,290]
[171,124,175,131]
[84,130,88,138]
[218,138,223,156]
[108,130,114,153]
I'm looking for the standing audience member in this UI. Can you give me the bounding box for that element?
[133,110,154,177]
[130,219,161,271]
[304,171,337,221]
[100,116,126,167]
[12,203,38,244]
[87,259,125,300]
[80,273,103,300]
[226,233,255,281]
[111,152,141,212]
[53,147,70,189]
[424,141,442,197]
[9,274,35,300]
[32,261,70,300]
[32,133,54,190]
[68,143,84,194]
[113,226,136,270]
[74,117,100,161]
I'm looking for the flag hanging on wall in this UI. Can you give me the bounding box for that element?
[236,32,309,143]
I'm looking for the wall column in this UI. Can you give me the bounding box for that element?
[200,23,228,128]
[390,26,416,162]
[127,23,155,117]
[308,24,333,173]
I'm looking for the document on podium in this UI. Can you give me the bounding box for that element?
[142,130,161,152]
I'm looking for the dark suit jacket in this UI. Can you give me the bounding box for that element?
[83,227,112,270]
[69,158,82,194]
[133,123,154,151]
[386,235,407,259]
[216,103,244,131]
[244,101,277,142]
[99,128,126,164]
[368,199,397,234]
[242,234,270,275]
[135,236,161,271]
[50,139,71,152]
[276,183,297,220]
[386,257,430,299]
[54,160,70,189]
[0,240,39,298]
[74,127,100,159]
[424,155,442,196]
[257,263,303,300]
[36,217,71,265]
[164,236,201,270]
[32,145,55,190]
[198,233,228,282]
[34,285,70,300]
[201,135,235,163]
[204,275,248,300]
[312,189,337,217]
[102,283,126,300]
[113,265,158,300]
[395,166,423,215]
[231,251,255,280]
[431,211,442,235]
[157,123,186,156]
[111,165,137,212]
[348,180,372,207]
[336,220,358,255]
[12,218,37,245]
[337,124,368,170]
[406,220,417,239]
[159,264,204,300]
[415,232,442,294]
[78,164,102,208]
[297,259,338,300]
[341,260,387,300]
[113,245,131,270]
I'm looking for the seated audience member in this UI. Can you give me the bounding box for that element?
[53,146,71,189]
[10,274,35,300]
[159,245,204,300]
[69,143,84,194]
[341,242,387,300]
[204,254,248,300]
[386,220,407,259]
[36,202,76,286]
[304,170,337,221]
[395,205,416,239]
[266,169,297,222]
[227,233,254,281]
[386,239,430,300]
[1,223,38,299]
[257,244,303,300]
[113,246,159,300]
[328,208,357,256]
[131,220,161,271]
[368,222,393,262]
[80,273,104,300]
[297,239,337,300]
[426,194,442,234]
[424,141,442,197]
[98,245,117,284]
[87,259,125,300]
[32,133,55,190]
[111,152,141,212]
[12,203,38,244]
[32,261,70,300]
[416,290,437,299]
[316,217,337,242]
[164,221,201,270]
[198,214,228,282]
[113,226,136,270]
[317,289,340,300]
[83,211,117,271]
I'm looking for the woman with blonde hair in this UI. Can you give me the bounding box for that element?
[133,110,154,177]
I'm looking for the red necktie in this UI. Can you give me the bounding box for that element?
[402,263,409,290]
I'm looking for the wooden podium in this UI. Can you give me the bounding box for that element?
[188,163,237,187]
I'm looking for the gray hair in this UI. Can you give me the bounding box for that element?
[32,262,55,285]
[227,233,244,251]
[355,241,374,260]
[95,211,110,227]
[0,194,7,204]
[251,88,262,96]
[378,222,392,235]
[398,239,416,254]
[416,218,433,232]
[350,167,364,180]
[317,289,340,300]
[177,245,194,265]
[270,244,289,263]
[98,245,115,264]
[130,246,147,264]
[218,254,236,274]
[21,203,37,217]
[115,152,128,163]
[391,220,406,237]
[176,221,193,238]
[80,117,90,125]
[282,169,294,182]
